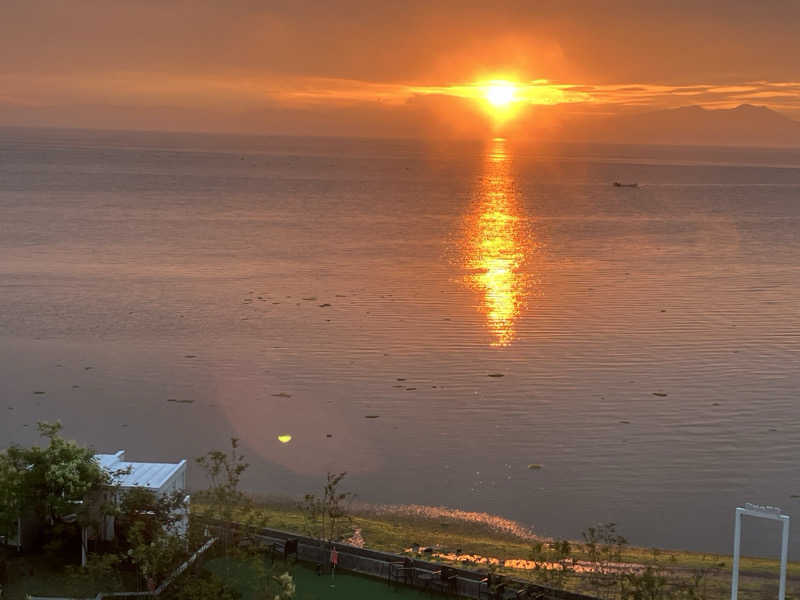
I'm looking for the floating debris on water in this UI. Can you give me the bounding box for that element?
[326,434,333,438]
[33,391,45,395]
[184,354,197,358]
[365,415,380,419]
[302,297,317,301]
[319,303,331,307]
[528,464,543,470]
[278,434,292,444]
[653,392,668,397]
[488,373,504,378]
[397,378,406,381]
[620,420,631,424]
[406,387,417,391]
[272,392,292,398]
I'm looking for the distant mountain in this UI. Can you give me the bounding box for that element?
[572,104,800,147]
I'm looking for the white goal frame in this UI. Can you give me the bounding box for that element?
[731,503,790,600]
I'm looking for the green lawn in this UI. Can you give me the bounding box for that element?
[205,556,446,600]
[194,500,800,600]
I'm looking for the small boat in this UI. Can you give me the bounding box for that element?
[613,181,639,188]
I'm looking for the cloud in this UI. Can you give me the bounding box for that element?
[2,1,800,133]
[3,1,800,83]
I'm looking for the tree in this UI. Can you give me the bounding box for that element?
[621,566,668,600]
[676,569,709,600]
[0,422,110,548]
[195,438,249,517]
[582,522,628,598]
[117,487,188,544]
[195,438,258,557]
[0,448,24,538]
[194,440,294,599]
[302,472,353,545]
[530,539,575,589]
[127,520,188,590]
[113,487,190,589]
[65,552,125,595]
[271,571,296,600]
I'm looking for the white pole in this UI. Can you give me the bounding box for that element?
[779,515,790,600]
[81,526,88,567]
[731,508,742,600]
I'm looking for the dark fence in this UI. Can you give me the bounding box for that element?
[204,518,601,600]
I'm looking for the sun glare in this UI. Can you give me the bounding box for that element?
[409,77,590,125]
[485,83,516,107]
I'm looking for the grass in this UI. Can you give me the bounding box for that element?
[1,547,137,600]
[205,556,445,600]
[193,498,800,600]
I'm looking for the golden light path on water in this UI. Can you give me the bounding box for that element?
[462,138,536,346]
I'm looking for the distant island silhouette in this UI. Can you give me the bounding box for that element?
[553,104,800,147]
[3,102,800,148]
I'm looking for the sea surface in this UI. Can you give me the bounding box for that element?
[2,127,800,557]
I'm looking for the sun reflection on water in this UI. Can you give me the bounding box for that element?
[461,138,536,347]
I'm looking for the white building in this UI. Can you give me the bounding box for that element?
[4,449,189,567]
[95,450,187,496]
[94,450,190,543]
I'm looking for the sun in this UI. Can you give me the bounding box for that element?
[485,82,517,107]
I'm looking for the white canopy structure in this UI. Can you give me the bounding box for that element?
[94,450,187,494]
[88,450,190,565]
[731,503,790,600]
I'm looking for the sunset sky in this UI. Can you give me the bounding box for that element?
[3,0,800,137]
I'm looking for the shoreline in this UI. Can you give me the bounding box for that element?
[195,496,800,600]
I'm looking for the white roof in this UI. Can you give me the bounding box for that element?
[94,450,186,491]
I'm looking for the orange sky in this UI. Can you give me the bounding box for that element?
[2,1,800,136]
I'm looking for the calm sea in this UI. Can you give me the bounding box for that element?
[2,127,800,557]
